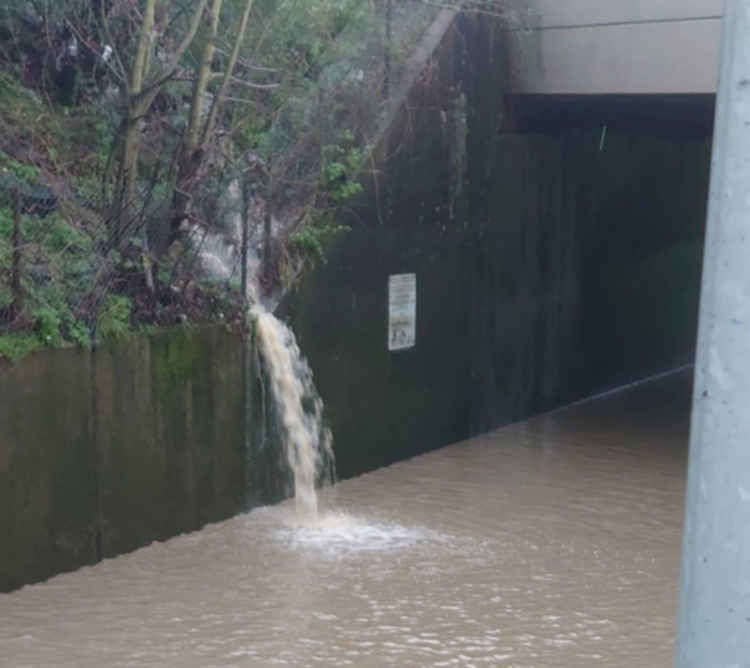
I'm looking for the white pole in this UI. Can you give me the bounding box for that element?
[676,2,750,665]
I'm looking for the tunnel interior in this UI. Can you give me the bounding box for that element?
[508,94,715,136]
[286,17,712,480]
[505,92,713,390]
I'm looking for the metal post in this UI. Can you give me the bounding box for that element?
[10,187,22,321]
[241,178,250,302]
[676,2,750,665]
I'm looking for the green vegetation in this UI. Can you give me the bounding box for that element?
[0,333,43,361]
[0,0,448,359]
[96,295,134,342]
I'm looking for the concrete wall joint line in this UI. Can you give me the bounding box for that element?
[502,15,724,33]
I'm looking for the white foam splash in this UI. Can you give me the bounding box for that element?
[287,513,429,552]
[251,506,450,556]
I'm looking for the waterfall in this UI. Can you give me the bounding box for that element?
[191,213,335,517]
[251,304,336,517]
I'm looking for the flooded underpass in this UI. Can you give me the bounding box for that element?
[0,370,690,667]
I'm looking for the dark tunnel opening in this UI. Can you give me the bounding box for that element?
[507,93,713,393]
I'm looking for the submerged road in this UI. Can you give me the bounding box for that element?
[0,372,690,666]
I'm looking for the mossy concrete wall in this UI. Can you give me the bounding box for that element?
[284,15,710,475]
[0,328,250,592]
[0,348,96,592]
[0,13,711,592]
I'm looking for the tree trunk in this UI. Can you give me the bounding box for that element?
[170,0,255,247]
[201,0,255,147]
[170,0,223,244]
[107,0,208,256]
[112,0,155,250]
[187,0,223,153]
[113,116,142,248]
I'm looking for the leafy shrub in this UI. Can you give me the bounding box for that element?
[33,306,63,346]
[291,222,350,263]
[322,143,364,202]
[0,334,43,361]
[97,295,133,341]
[64,314,91,348]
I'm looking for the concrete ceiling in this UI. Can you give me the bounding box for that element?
[502,0,723,94]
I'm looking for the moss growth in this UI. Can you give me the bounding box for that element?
[152,329,203,398]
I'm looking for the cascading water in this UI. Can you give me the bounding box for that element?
[251,304,335,517]
[191,213,335,517]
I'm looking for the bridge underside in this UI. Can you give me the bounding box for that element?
[503,0,722,95]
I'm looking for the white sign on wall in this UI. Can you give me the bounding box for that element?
[388,273,417,351]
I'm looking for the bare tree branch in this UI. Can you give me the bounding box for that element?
[135,0,209,105]
[201,0,255,147]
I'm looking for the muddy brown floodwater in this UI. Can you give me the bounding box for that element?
[0,371,691,667]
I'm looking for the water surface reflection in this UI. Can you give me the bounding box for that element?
[0,372,690,667]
